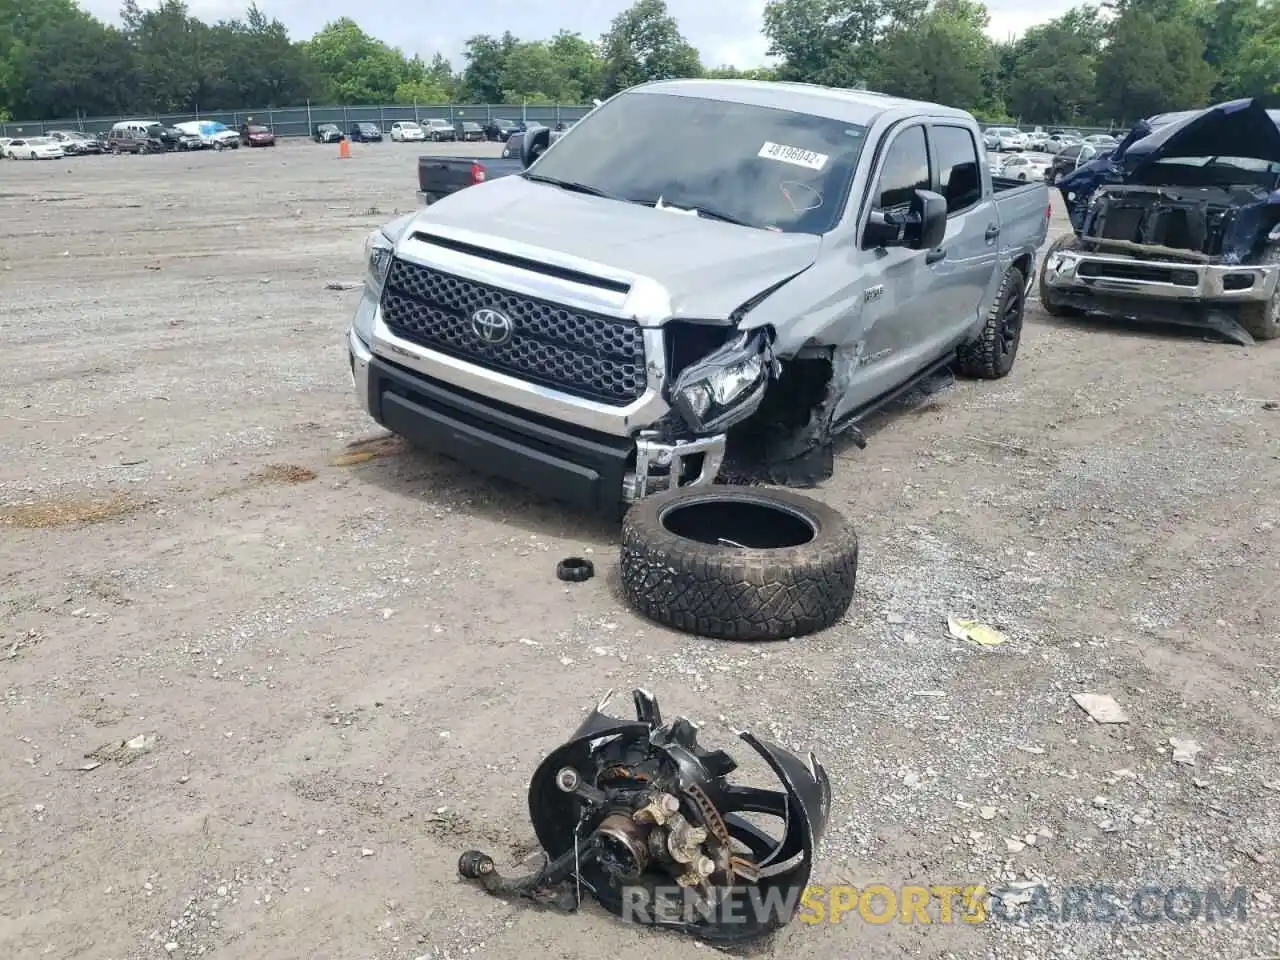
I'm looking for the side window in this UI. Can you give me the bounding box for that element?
[932,125,982,215]
[874,125,930,213]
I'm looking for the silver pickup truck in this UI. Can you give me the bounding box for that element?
[347,80,1051,513]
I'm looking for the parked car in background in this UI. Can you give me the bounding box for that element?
[240,122,276,147]
[456,121,484,142]
[985,126,1027,151]
[390,121,426,142]
[170,127,205,150]
[48,130,103,155]
[4,136,65,159]
[107,125,164,154]
[1041,131,1082,154]
[1048,142,1100,182]
[314,123,344,143]
[349,123,383,142]
[173,120,239,150]
[483,118,522,141]
[423,118,456,142]
[996,153,1053,182]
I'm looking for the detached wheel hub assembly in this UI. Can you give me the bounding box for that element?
[456,688,831,944]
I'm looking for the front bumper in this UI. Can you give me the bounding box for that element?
[348,329,724,514]
[1043,248,1280,303]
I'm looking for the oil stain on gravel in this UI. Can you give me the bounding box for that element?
[0,492,145,529]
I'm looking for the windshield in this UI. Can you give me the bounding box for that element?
[401,122,420,129]
[30,137,52,145]
[525,90,868,234]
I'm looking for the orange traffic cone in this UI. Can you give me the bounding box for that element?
[338,138,351,159]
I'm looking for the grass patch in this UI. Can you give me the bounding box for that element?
[0,493,143,529]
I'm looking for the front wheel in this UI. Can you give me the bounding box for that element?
[957,265,1026,379]
[1038,233,1083,317]
[1239,246,1280,341]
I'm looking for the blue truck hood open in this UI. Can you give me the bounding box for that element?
[1059,98,1280,229]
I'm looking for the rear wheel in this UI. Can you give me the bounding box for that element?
[1038,233,1083,317]
[957,265,1025,379]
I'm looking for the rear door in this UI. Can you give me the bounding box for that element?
[926,122,1001,347]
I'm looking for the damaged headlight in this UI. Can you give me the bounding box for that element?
[670,330,772,434]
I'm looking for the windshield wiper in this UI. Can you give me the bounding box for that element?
[520,172,620,200]
[641,197,758,228]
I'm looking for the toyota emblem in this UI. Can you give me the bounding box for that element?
[471,308,513,346]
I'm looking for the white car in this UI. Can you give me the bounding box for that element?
[995,153,1052,182]
[5,136,65,159]
[985,126,1027,152]
[389,121,426,142]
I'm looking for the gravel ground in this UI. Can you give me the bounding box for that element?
[2,139,1278,960]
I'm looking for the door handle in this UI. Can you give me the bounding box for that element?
[925,248,947,264]
[985,223,1000,241]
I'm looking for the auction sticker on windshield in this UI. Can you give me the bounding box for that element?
[758,141,829,171]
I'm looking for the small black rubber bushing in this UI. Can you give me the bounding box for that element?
[556,557,595,582]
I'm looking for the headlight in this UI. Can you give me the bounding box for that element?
[364,229,394,294]
[670,330,772,434]
[364,213,416,296]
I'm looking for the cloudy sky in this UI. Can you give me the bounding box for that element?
[79,0,1084,68]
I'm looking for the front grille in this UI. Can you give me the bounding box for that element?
[380,258,647,406]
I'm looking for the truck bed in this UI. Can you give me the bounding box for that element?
[416,155,523,204]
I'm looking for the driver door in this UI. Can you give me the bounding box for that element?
[832,122,938,421]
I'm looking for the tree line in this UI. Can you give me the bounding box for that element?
[1,0,1277,124]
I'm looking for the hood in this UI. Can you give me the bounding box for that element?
[1058,97,1280,230]
[1121,99,1280,170]
[407,173,821,320]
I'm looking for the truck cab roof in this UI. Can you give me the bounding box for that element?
[633,78,975,129]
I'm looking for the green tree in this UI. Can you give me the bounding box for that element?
[599,0,702,97]
[1231,0,1280,93]
[869,0,997,110]
[459,32,517,102]
[303,17,414,104]
[548,31,604,101]
[1005,7,1102,122]
[761,0,927,87]
[1094,7,1216,122]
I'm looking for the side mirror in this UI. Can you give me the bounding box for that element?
[520,126,550,168]
[862,189,947,250]
[914,188,947,251]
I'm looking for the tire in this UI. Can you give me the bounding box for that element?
[1038,233,1083,317]
[619,486,858,642]
[1240,246,1280,341]
[957,265,1025,379]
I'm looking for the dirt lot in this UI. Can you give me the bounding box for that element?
[1,138,1278,960]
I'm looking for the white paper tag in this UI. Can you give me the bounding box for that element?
[758,141,829,171]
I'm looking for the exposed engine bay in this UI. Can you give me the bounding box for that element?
[456,688,831,944]
[1081,181,1278,264]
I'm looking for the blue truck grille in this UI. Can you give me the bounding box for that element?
[379,257,647,406]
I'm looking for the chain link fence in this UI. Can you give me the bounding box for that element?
[1,103,596,139]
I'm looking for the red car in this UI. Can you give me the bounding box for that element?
[239,123,276,147]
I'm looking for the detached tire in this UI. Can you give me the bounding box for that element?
[956,265,1025,379]
[1038,233,1083,318]
[619,487,858,641]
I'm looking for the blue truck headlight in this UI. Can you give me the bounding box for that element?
[670,330,772,434]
